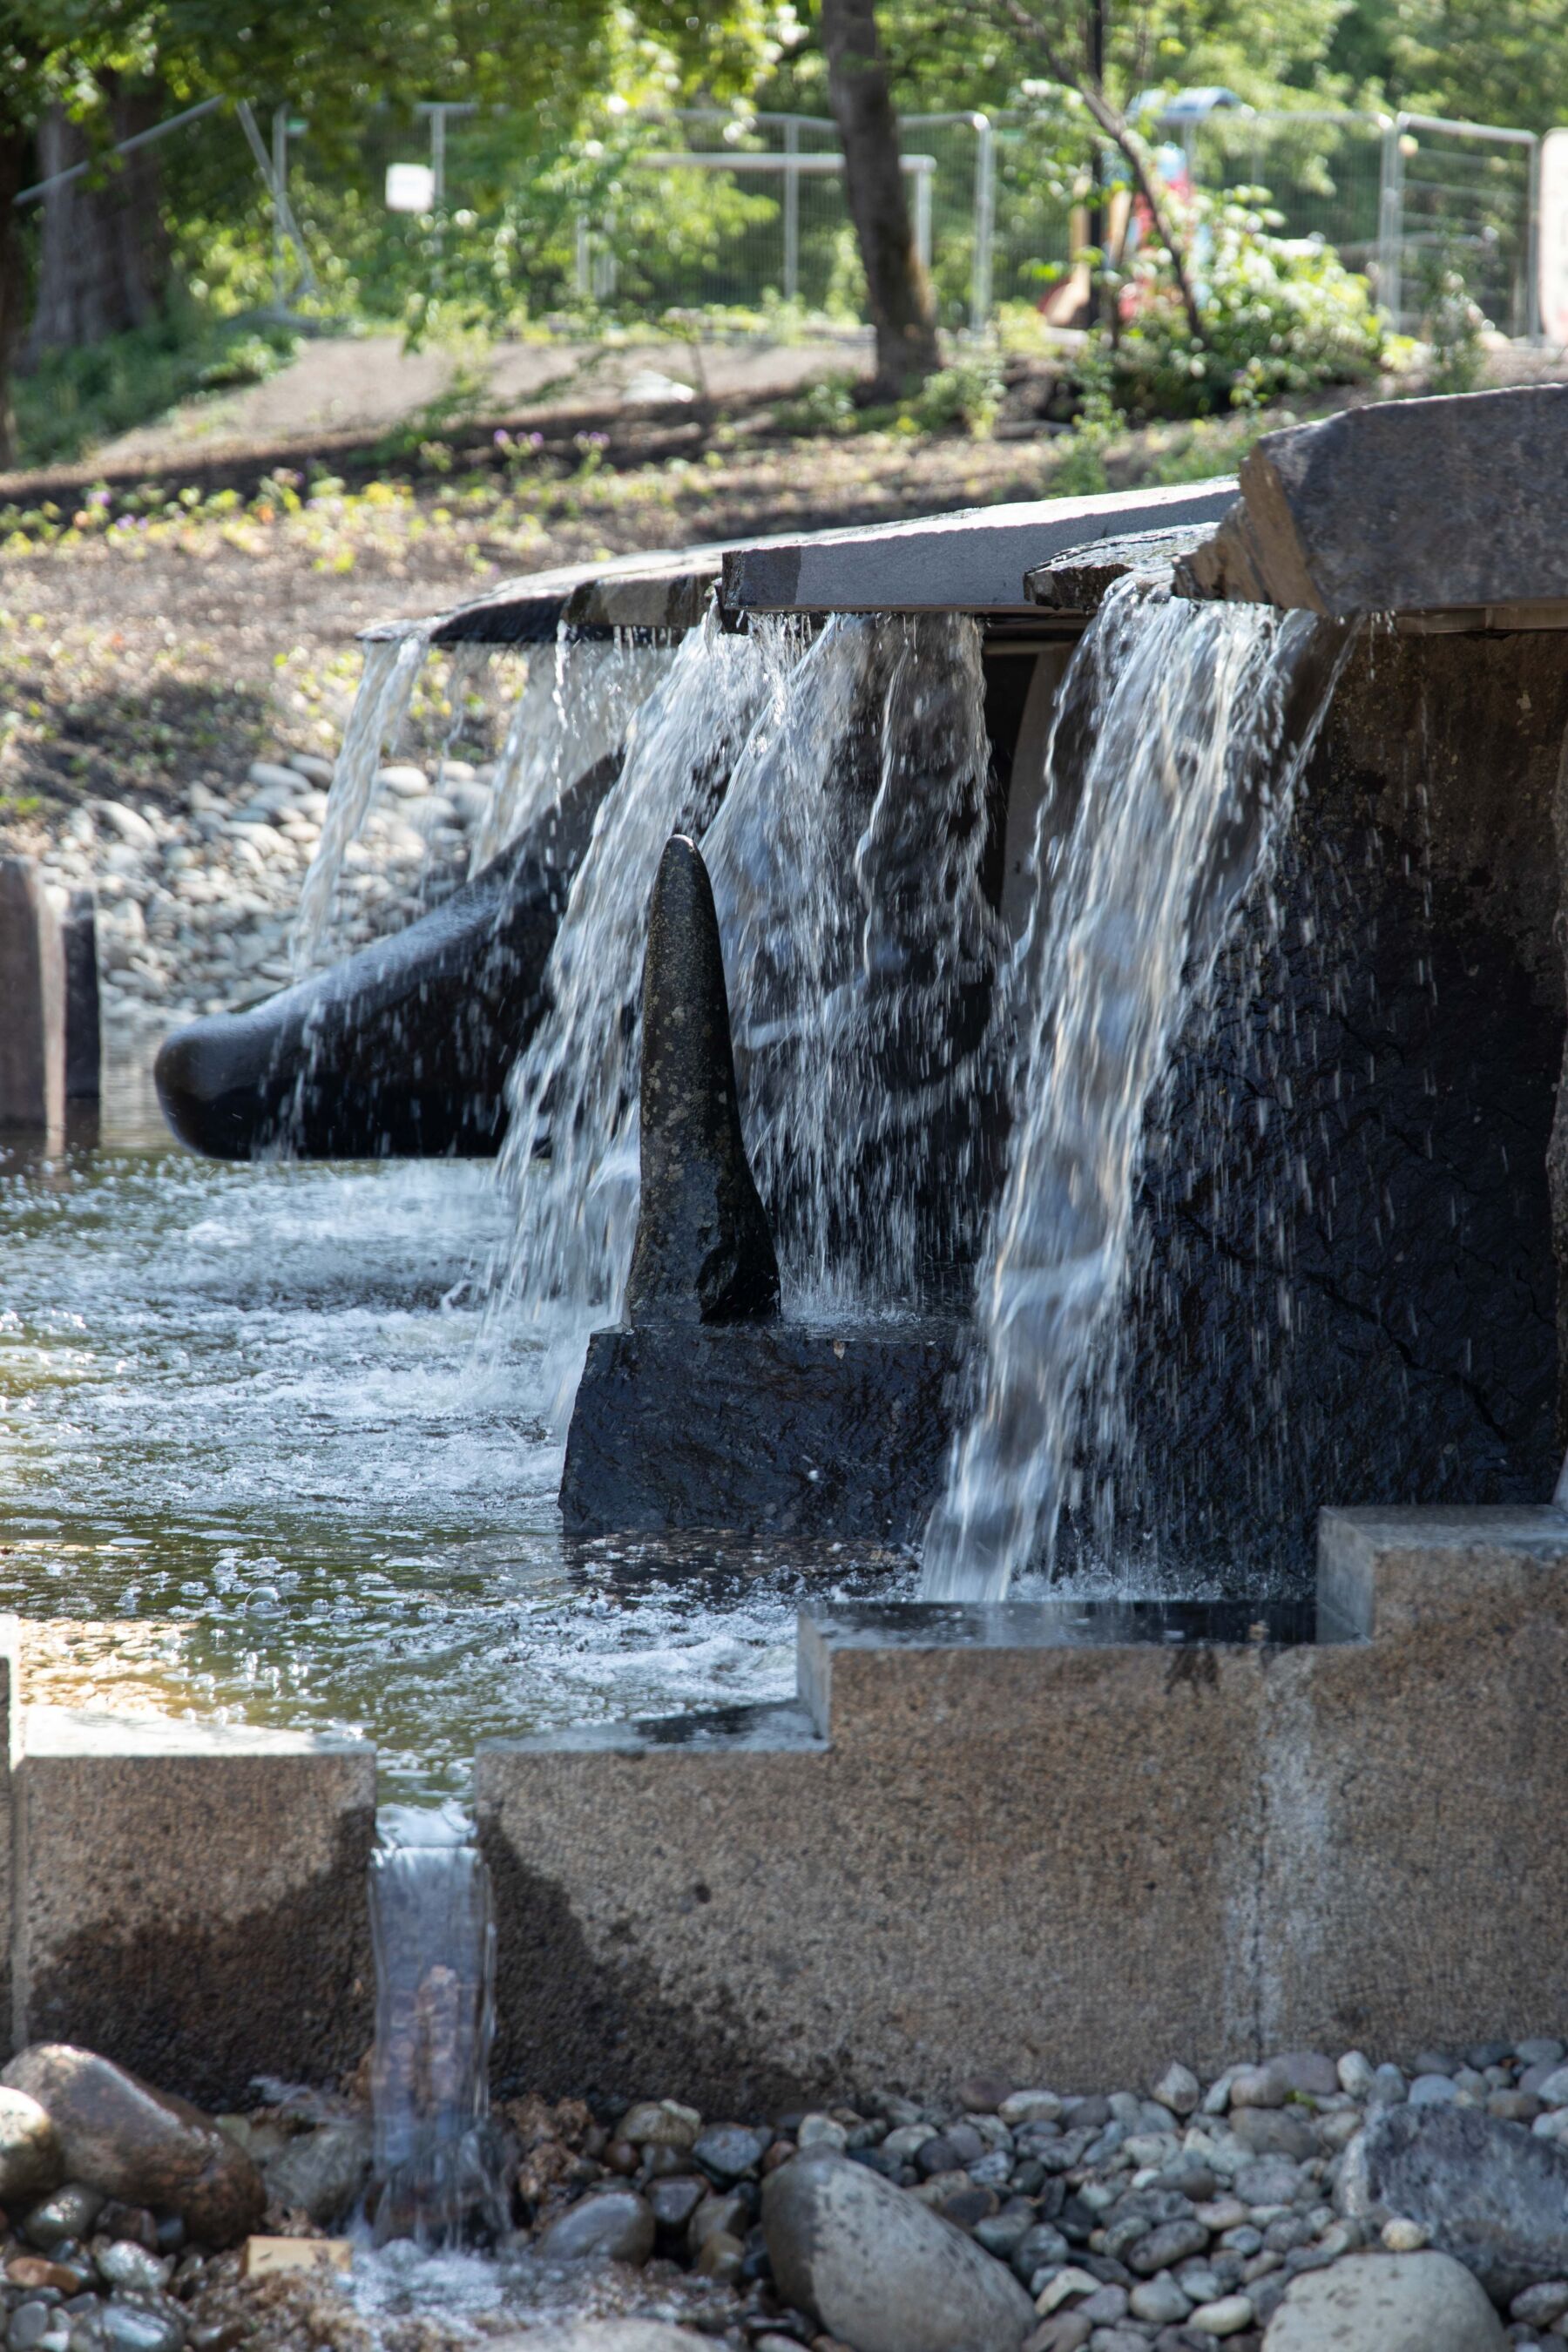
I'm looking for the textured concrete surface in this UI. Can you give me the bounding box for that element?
[477,1511,1568,2106]
[12,1709,375,2105]
[721,481,1237,616]
[1178,385,1568,616]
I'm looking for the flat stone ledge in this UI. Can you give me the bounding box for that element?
[720,481,1237,618]
[1176,385,1568,616]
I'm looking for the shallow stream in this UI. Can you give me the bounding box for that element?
[0,1033,909,1805]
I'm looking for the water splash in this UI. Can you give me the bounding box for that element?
[292,630,430,974]
[923,578,1346,1601]
[707,612,1001,1305]
[472,633,672,871]
[365,1802,506,2248]
[492,609,776,1339]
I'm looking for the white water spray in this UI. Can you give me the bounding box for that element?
[923,578,1345,1602]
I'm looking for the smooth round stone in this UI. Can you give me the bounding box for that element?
[1130,2274,1193,2324]
[691,2125,769,2183]
[1411,2052,1457,2078]
[375,766,429,798]
[22,2191,99,2253]
[1012,2221,1071,2280]
[1188,2294,1254,2336]
[1335,2053,1375,2099]
[1234,2158,1304,2208]
[998,2090,1062,2126]
[1229,2068,1288,2112]
[1150,2065,1200,2119]
[763,2150,1034,2352]
[1270,2053,1339,2099]
[1517,2039,1567,2070]
[1511,2280,1568,2325]
[645,2177,705,2232]
[1531,2065,1568,2106]
[10,2305,61,2352]
[1381,2217,1427,2252]
[0,2097,63,2207]
[1073,2284,1127,2322]
[1408,2075,1460,2106]
[1369,2065,1407,2106]
[99,2308,182,2352]
[618,2101,699,2152]
[1130,2219,1209,2275]
[536,2190,655,2268]
[687,2191,748,2252]
[1262,2251,1505,2350]
[796,2114,849,2154]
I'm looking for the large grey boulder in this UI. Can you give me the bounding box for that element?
[1177,384,1568,617]
[1264,2251,1505,2349]
[0,2046,263,2248]
[762,2148,1034,2352]
[1338,2102,1568,2303]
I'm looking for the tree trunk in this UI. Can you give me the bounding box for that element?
[25,85,170,362]
[820,0,941,401]
[0,120,30,468]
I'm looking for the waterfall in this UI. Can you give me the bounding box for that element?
[706,611,1001,1305]
[364,1804,506,2249]
[292,629,431,975]
[493,608,779,1336]
[922,577,1347,1603]
[471,633,672,871]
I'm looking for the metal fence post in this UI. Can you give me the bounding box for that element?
[1377,113,1405,329]
[783,119,800,303]
[914,159,933,274]
[1528,132,1544,342]
[272,107,288,312]
[970,112,996,334]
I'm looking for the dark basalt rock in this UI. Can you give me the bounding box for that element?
[624,834,779,1325]
[154,751,617,1160]
[1339,2101,1568,2304]
[560,1319,960,1541]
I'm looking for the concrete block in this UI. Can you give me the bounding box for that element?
[13,1709,376,2104]
[1178,385,1568,616]
[62,890,100,1103]
[559,1321,961,1541]
[0,860,64,1132]
[720,482,1237,618]
[1258,1506,1568,2058]
[480,1514,1568,2106]
[477,1599,1292,2109]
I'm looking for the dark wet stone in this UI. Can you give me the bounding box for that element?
[645,2176,705,2232]
[1231,2106,1315,2160]
[957,2077,1014,2116]
[692,2125,770,2183]
[21,2193,97,2256]
[261,2120,371,2226]
[939,2187,997,2230]
[1011,2221,1070,2280]
[535,2187,656,2266]
[1339,2102,1568,2302]
[560,1318,961,1543]
[0,2051,262,2251]
[915,2138,958,2180]
[624,835,779,1327]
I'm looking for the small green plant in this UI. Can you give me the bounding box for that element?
[1085,186,1383,422]
[1418,259,1487,394]
[14,301,299,468]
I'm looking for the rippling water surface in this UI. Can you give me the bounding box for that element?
[0,1037,906,1801]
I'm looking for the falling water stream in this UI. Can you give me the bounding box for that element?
[923,578,1348,1601]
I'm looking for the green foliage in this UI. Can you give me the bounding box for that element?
[1416,256,1486,392]
[1092,186,1383,420]
[13,300,298,466]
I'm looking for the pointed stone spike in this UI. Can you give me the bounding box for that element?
[625,834,780,1326]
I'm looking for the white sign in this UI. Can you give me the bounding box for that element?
[1539,129,1568,345]
[385,162,436,216]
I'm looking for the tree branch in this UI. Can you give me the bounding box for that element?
[997,0,1205,342]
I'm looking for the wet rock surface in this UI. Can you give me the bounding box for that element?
[0,2052,262,2252]
[624,835,779,1327]
[0,2095,64,2207]
[560,1319,961,1542]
